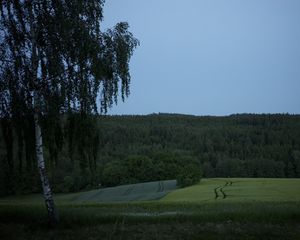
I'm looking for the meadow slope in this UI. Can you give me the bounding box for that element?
[162,178,300,202]
[0,178,300,240]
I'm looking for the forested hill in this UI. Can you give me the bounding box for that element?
[1,113,300,195]
[98,113,300,177]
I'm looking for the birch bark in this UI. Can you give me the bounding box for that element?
[34,112,59,225]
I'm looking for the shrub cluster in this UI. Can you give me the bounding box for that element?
[101,152,202,188]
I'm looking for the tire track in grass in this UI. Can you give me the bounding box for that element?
[220,186,227,199]
[220,182,229,199]
[157,181,164,192]
[214,186,221,199]
[214,181,233,200]
[157,181,162,192]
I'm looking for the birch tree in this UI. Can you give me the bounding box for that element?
[0,0,138,225]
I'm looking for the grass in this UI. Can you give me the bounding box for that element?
[66,179,177,203]
[162,178,300,202]
[0,180,177,205]
[0,178,300,239]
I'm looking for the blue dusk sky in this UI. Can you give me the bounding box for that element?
[102,0,300,116]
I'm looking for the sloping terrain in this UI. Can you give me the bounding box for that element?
[161,178,300,202]
[63,180,177,203]
[0,178,300,240]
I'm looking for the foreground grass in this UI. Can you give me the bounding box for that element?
[0,178,300,239]
[1,201,300,240]
[0,201,300,240]
[2,222,299,240]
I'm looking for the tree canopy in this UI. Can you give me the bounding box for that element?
[0,0,139,118]
[0,0,139,225]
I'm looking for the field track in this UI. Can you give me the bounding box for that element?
[161,178,300,202]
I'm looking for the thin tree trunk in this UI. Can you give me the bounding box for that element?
[34,112,59,225]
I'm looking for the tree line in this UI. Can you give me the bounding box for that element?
[1,113,299,196]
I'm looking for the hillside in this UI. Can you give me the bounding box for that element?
[1,113,300,195]
[97,113,300,175]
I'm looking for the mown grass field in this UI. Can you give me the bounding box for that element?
[0,178,300,240]
[0,180,177,205]
[162,178,300,202]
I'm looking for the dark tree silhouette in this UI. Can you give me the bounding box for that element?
[0,0,138,225]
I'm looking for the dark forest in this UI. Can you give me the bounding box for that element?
[1,113,300,195]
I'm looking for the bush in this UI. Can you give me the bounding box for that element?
[125,155,157,183]
[102,161,128,187]
[100,153,203,188]
[177,163,202,187]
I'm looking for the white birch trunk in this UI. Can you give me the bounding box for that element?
[34,112,59,225]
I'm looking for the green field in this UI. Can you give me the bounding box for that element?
[0,178,300,240]
[162,178,300,202]
[69,180,177,203]
[0,180,177,205]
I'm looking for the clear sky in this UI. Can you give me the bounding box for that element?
[102,0,300,116]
